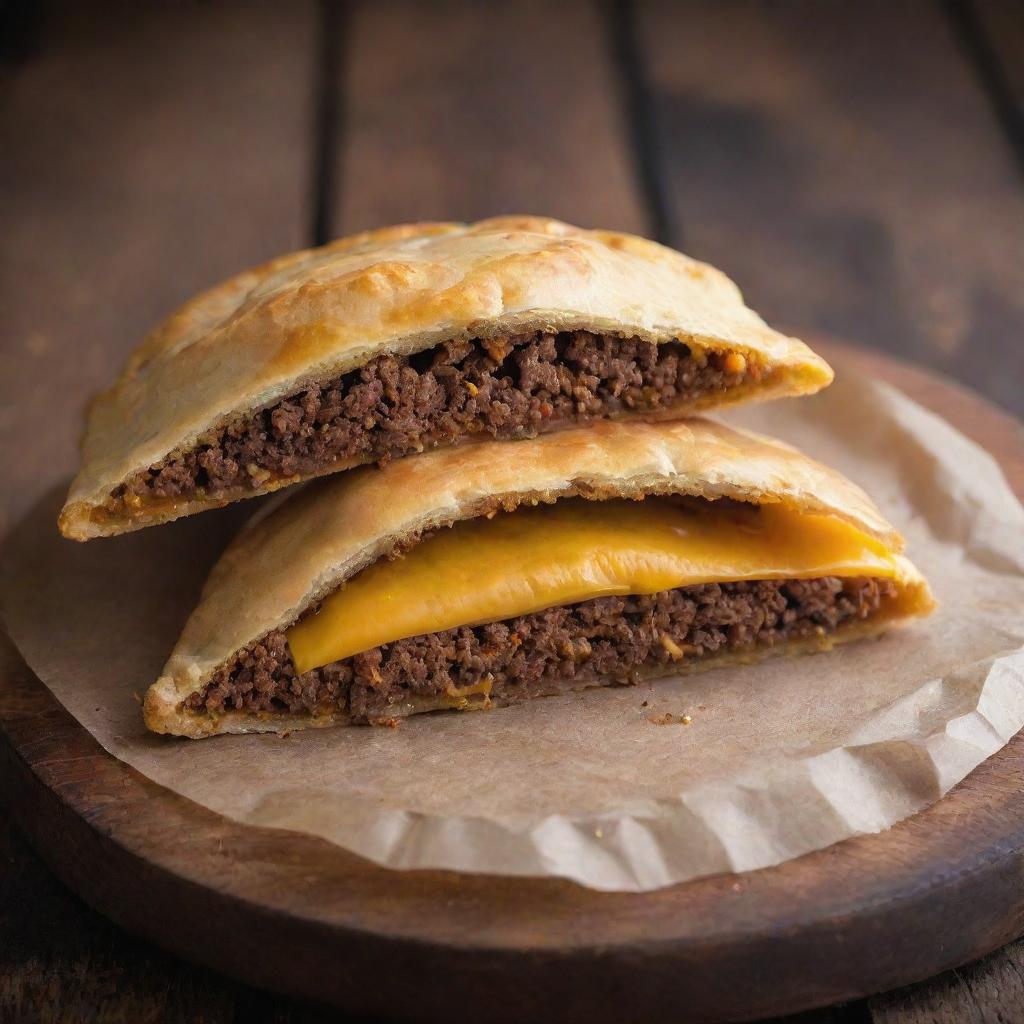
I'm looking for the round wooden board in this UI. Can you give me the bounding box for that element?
[2,341,1024,1024]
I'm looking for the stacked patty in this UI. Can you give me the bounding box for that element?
[115,331,754,503]
[187,576,894,724]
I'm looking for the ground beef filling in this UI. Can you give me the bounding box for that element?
[115,331,756,503]
[186,577,895,725]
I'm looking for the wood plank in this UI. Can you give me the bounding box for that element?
[0,810,359,1021]
[0,816,237,1023]
[637,0,1024,418]
[869,937,1024,1023]
[0,1,316,539]
[333,0,647,234]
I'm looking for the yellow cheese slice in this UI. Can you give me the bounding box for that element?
[287,497,900,675]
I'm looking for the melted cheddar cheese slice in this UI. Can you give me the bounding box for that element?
[286,497,900,675]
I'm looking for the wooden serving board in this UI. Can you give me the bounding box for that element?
[1,341,1023,1024]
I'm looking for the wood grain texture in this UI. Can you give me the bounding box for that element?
[333,0,648,235]
[870,936,1024,1023]
[1,805,364,1023]
[2,345,1023,1024]
[0,0,315,540]
[0,816,237,1024]
[638,0,1024,418]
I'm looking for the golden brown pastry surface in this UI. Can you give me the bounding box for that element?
[59,216,832,540]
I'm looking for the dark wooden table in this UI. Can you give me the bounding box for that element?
[2,2,1023,1020]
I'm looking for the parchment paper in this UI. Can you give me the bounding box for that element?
[3,372,1024,892]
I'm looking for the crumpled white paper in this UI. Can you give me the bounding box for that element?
[4,371,1024,892]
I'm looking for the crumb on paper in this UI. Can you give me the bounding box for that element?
[594,827,604,839]
[646,711,695,726]
[640,700,649,708]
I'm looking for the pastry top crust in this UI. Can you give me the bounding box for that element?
[144,417,933,736]
[60,216,833,539]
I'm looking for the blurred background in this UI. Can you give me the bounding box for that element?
[1,1,1023,1019]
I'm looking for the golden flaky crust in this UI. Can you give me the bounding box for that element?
[144,418,934,738]
[60,216,832,540]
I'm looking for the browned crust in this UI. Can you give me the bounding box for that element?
[60,216,832,540]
